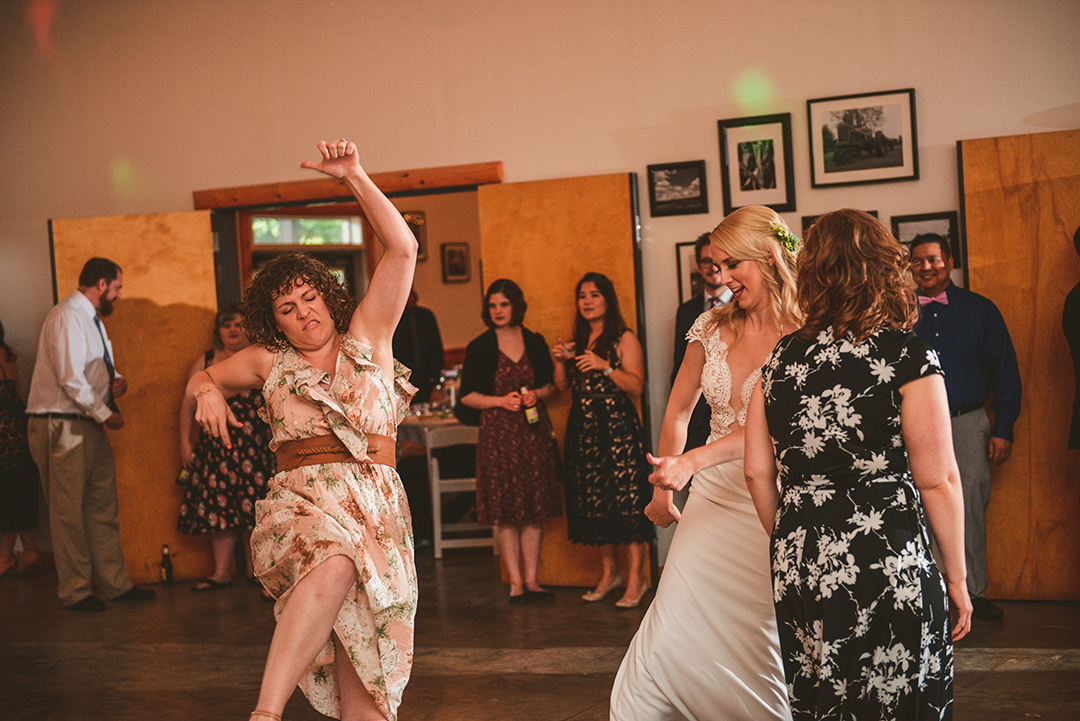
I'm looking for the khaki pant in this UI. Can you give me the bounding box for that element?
[27,416,133,606]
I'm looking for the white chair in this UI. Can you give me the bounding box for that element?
[425,424,497,559]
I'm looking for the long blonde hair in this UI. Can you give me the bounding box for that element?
[705,205,801,337]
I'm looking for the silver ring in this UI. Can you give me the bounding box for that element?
[340,138,347,144]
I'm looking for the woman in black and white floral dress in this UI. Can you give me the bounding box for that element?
[744,209,972,720]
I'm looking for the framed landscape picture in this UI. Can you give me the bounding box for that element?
[891,210,962,269]
[807,89,919,187]
[717,113,796,215]
[647,160,709,216]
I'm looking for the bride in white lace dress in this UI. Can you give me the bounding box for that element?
[610,206,801,721]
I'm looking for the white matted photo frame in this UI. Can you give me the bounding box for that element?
[891,211,962,269]
[717,113,796,216]
[440,242,471,283]
[646,160,709,217]
[676,241,704,303]
[807,88,918,187]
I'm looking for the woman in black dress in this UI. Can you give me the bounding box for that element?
[744,210,972,719]
[458,279,562,603]
[554,272,652,608]
[177,305,276,591]
[0,319,41,578]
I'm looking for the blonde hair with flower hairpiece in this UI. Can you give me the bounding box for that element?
[703,205,802,338]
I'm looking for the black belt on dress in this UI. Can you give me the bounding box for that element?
[949,403,984,418]
[29,412,93,422]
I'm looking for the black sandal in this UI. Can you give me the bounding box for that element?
[191,578,232,592]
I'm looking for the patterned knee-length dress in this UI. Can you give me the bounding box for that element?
[251,333,417,721]
[563,334,653,546]
[475,351,561,526]
[178,349,275,533]
[761,326,954,720]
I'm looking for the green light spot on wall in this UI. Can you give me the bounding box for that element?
[110,156,138,198]
[733,68,773,114]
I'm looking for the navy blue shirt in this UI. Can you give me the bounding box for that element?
[913,283,1022,441]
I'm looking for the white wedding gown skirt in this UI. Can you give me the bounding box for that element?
[610,458,791,721]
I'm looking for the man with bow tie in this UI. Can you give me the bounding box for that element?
[911,233,1021,622]
[26,257,155,611]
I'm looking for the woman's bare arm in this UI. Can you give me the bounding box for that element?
[900,373,972,641]
[299,140,417,355]
[743,382,780,534]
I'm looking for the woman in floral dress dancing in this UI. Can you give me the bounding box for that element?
[186,139,418,721]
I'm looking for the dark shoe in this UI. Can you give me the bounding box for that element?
[972,597,1004,621]
[524,589,556,602]
[15,551,44,576]
[66,596,106,612]
[191,578,233,592]
[114,586,156,601]
[508,592,529,604]
[244,576,261,587]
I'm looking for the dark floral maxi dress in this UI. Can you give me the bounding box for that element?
[564,335,653,546]
[761,326,954,720]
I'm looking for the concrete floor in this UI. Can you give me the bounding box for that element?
[2,549,1079,720]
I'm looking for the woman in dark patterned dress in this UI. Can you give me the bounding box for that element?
[177,305,275,591]
[459,279,562,603]
[554,272,652,608]
[744,210,973,720]
[0,319,42,579]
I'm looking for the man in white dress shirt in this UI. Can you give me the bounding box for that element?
[26,257,155,611]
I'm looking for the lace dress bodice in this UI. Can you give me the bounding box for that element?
[687,312,760,440]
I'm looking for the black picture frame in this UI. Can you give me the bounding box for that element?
[440,242,471,283]
[890,211,962,269]
[675,241,703,303]
[646,160,709,217]
[807,88,919,187]
[717,112,796,216]
[801,210,878,236]
[402,211,427,261]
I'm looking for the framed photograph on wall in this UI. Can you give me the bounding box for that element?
[801,210,877,236]
[717,113,796,216]
[402,211,427,261]
[440,242,471,283]
[891,211,962,269]
[807,88,919,187]
[646,160,709,217]
[676,241,704,303]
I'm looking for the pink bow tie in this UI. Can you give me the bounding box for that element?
[919,292,948,306]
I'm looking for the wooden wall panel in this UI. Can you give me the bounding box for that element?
[478,173,648,588]
[50,211,218,584]
[960,128,1080,600]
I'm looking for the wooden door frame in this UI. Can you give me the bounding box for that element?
[192,161,503,298]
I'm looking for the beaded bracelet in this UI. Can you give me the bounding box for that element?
[194,385,218,399]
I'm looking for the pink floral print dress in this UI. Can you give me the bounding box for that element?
[251,332,417,720]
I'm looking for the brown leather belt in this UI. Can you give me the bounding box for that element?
[275,432,396,473]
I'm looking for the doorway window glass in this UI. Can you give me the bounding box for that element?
[251,217,363,246]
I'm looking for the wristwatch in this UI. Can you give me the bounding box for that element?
[602,365,614,377]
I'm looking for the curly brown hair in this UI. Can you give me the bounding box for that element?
[242,252,357,350]
[797,209,919,343]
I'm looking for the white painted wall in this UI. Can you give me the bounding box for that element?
[2,0,1078,447]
